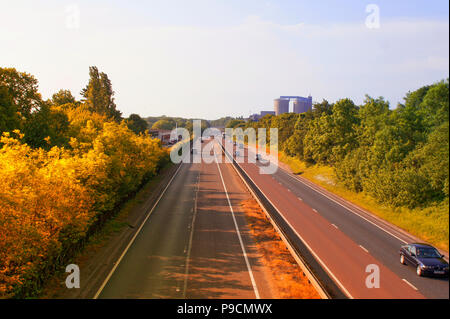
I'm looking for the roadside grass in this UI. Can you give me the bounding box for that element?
[278,152,449,252]
[241,199,320,299]
[40,162,174,298]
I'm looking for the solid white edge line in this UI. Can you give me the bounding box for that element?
[214,146,260,299]
[221,140,353,299]
[277,167,409,244]
[402,279,419,291]
[223,141,330,299]
[93,163,184,299]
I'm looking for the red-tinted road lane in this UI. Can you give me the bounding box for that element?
[224,139,424,299]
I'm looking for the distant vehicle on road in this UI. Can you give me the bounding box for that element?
[255,154,260,161]
[235,151,239,156]
[399,243,449,277]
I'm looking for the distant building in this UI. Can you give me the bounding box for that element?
[260,111,275,117]
[274,95,312,114]
[149,129,172,144]
[292,96,313,114]
[249,110,276,121]
[274,98,290,115]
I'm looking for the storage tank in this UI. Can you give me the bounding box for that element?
[292,98,303,113]
[274,99,289,115]
[293,96,313,114]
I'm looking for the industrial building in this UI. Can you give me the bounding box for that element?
[274,98,290,115]
[250,95,312,121]
[274,95,312,115]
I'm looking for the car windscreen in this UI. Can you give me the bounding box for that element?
[416,247,441,258]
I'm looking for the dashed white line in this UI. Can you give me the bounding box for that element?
[183,172,200,298]
[214,149,260,299]
[312,208,318,213]
[219,141,353,299]
[402,279,419,291]
[298,197,303,201]
[278,168,409,244]
[359,245,369,253]
[331,224,338,229]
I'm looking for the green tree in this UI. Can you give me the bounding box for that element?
[126,114,148,134]
[225,119,246,128]
[412,122,449,197]
[0,86,20,134]
[152,119,176,130]
[51,89,77,106]
[23,104,70,149]
[81,66,122,122]
[0,67,42,118]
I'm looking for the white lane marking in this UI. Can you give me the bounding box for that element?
[298,197,303,201]
[93,163,185,299]
[312,209,318,213]
[214,148,260,299]
[359,245,369,253]
[287,189,291,192]
[277,168,408,244]
[219,142,352,299]
[183,172,200,298]
[402,279,419,291]
[331,224,338,229]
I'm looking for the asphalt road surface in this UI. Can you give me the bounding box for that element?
[224,138,448,299]
[96,140,275,298]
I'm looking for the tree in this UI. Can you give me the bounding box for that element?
[22,103,70,149]
[51,89,77,106]
[0,86,20,134]
[312,99,333,117]
[0,67,42,118]
[152,119,176,130]
[81,66,122,122]
[126,114,148,134]
[412,122,449,197]
[271,113,298,148]
[284,111,314,159]
[419,79,449,130]
[225,119,246,128]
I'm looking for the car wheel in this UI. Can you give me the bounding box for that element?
[416,266,423,277]
[400,254,406,265]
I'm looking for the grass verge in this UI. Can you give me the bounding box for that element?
[279,152,449,252]
[240,199,320,299]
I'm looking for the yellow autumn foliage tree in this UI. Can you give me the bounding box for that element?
[0,106,168,297]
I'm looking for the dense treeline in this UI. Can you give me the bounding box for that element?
[245,79,449,209]
[0,67,169,297]
[146,115,210,134]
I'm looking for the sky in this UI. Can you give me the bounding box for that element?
[0,0,448,119]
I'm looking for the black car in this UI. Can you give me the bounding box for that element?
[399,243,449,277]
